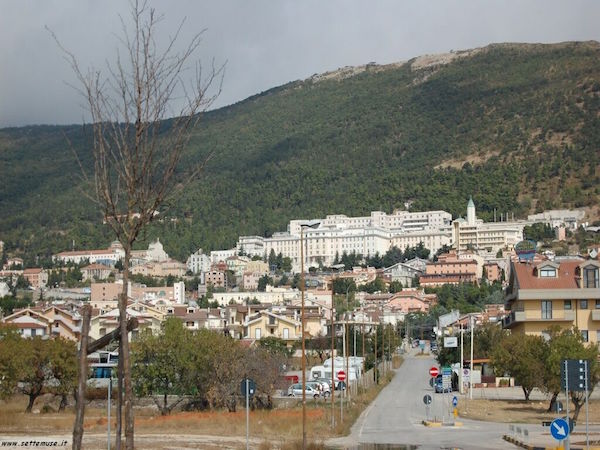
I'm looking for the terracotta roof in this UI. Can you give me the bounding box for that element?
[513,260,581,289]
[13,322,46,329]
[23,268,43,274]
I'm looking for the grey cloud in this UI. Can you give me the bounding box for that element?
[1,0,599,127]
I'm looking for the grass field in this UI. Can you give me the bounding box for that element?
[0,365,398,449]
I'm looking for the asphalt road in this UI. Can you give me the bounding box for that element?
[328,351,516,450]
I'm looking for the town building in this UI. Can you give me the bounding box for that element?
[452,197,525,256]
[236,209,453,272]
[81,263,113,281]
[22,268,48,289]
[53,241,125,266]
[503,257,600,344]
[419,251,479,287]
[527,209,586,230]
[186,249,211,274]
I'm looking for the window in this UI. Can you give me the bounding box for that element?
[31,329,37,337]
[255,328,261,339]
[564,300,572,310]
[596,300,600,310]
[581,330,589,343]
[580,299,588,310]
[541,300,552,319]
[584,267,599,288]
[539,267,557,277]
[283,328,289,339]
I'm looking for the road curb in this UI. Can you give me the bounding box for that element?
[422,420,462,427]
[502,434,600,450]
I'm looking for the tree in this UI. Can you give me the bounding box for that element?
[257,274,273,292]
[19,337,53,412]
[54,2,223,447]
[48,338,78,412]
[0,326,25,400]
[132,318,195,415]
[491,333,546,400]
[542,326,599,419]
[306,332,331,363]
[388,280,403,293]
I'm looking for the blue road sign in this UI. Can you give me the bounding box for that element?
[550,418,569,441]
[452,396,458,407]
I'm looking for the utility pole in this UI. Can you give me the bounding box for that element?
[330,285,335,429]
[374,323,378,384]
[470,315,474,400]
[460,324,464,395]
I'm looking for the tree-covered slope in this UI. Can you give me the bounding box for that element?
[1,42,599,262]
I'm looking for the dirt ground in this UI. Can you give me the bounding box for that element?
[458,397,600,424]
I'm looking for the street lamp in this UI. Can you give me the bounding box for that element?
[299,220,320,450]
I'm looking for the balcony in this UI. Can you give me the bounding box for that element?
[502,309,575,328]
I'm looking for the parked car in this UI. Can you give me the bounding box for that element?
[434,375,452,393]
[287,383,320,398]
[308,380,330,398]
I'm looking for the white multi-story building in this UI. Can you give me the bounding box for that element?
[527,209,585,230]
[452,197,525,255]
[54,241,125,266]
[186,249,212,274]
[237,209,452,272]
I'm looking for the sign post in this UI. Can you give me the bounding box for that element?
[423,394,432,421]
[241,378,256,450]
[550,417,570,444]
[338,370,346,424]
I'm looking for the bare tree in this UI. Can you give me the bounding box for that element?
[51,1,223,448]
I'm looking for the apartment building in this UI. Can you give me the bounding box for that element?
[236,209,453,272]
[503,257,600,344]
[452,197,525,255]
[419,251,479,287]
[186,249,212,274]
[22,268,48,289]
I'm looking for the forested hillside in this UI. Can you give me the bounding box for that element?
[1,42,599,263]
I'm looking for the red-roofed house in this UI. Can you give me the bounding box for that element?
[503,258,600,344]
[22,268,48,289]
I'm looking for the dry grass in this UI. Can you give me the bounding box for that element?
[458,398,600,424]
[0,367,398,448]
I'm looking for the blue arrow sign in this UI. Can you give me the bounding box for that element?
[550,418,569,441]
[452,396,458,407]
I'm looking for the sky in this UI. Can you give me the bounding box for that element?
[1,0,599,128]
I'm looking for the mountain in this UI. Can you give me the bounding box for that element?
[1,41,599,263]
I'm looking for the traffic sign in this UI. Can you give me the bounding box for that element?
[429,377,435,387]
[442,366,452,390]
[550,417,569,441]
[429,366,439,377]
[240,378,256,397]
[452,396,458,407]
[423,394,432,405]
[337,370,346,381]
[561,359,591,392]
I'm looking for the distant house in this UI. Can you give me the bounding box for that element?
[382,261,424,287]
[2,308,49,338]
[22,268,48,289]
[82,263,113,281]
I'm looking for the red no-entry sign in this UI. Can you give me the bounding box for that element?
[429,366,439,377]
[337,370,346,381]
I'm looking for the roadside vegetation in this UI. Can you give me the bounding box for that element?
[435,323,599,422]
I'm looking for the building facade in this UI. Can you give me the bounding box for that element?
[237,209,452,272]
[503,258,600,344]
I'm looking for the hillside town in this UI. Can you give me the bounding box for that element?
[1,199,597,350]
